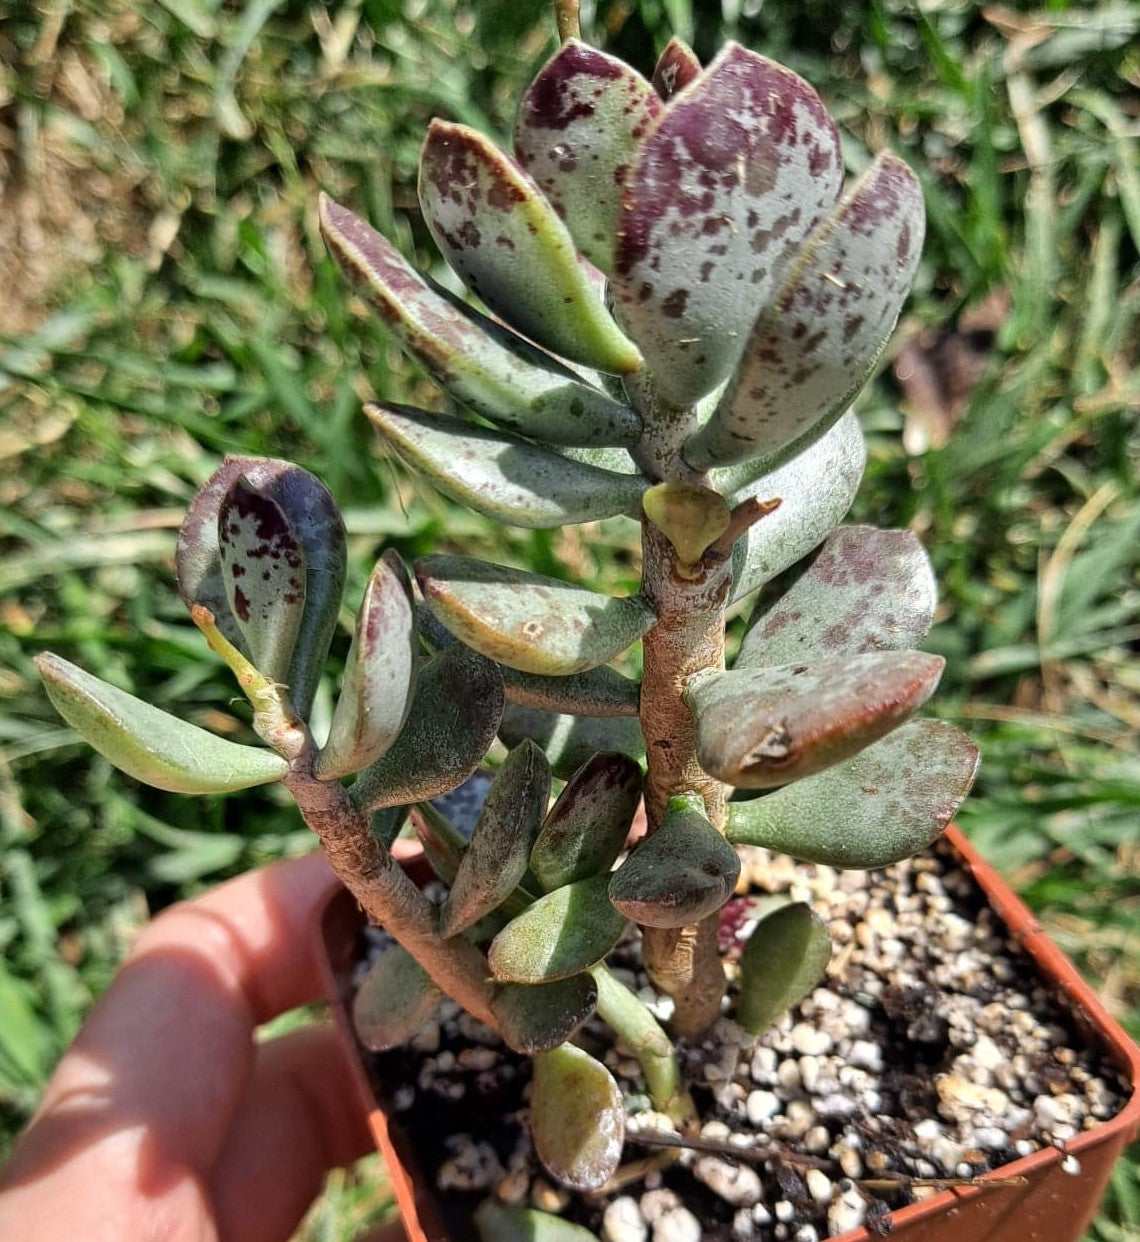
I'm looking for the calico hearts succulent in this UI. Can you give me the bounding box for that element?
[38,11,978,1227]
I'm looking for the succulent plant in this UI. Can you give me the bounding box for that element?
[37,8,979,1233]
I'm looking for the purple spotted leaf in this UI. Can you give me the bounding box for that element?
[418,120,642,374]
[352,941,443,1051]
[530,751,644,891]
[685,153,926,469]
[726,719,979,867]
[439,741,551,938]
[350,644,504,813]
[366,404,647,528]
[514,40,662,273]
[487,874,628,983]
[475,1201,600,1242]
[688,650,945,788]
[726,410,867,604]
[612,43,844,405]
[502,663,641,718]
[319,196,638,447]
[530,1043,625,1190]
[737,902,831,1036]
[315,551,418,780]
[176,457,347,717]
[415,555,656,676]
[491,974,599,1055]
[36,653,288,795]
[499,705,646,780]
[652,37,701,100]
[736,526,937,670]
[608,795,740,928]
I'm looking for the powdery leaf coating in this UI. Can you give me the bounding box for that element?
[176,456,346,718]
[501,663,641,718]
[530,1043,625,1191]
[736,526,937,670]
[487,874,628,983]
[319,196,638,448]
[737,902,831,1036]
[688,650,945,788]
[725,719,980,867]
[475,1201,600,1242]
[418,120,642,374]
[37,653,288,795]
[352,942,442,1052]
[515,40,662,273]
[530,751,644,891]
[608,797,740,928]
[316,551,418,780]
[492,974,599,1055]
[652,37,701,100]
[613,43,844,405]
[416,555,656,676]
[499,705,646,780]
[366,404,647,529]
[685,152,926,469]
[728,409,867,604]
[350,645,504,813]
[439,741,551,938]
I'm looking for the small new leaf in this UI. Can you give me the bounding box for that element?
[642,482,731,567]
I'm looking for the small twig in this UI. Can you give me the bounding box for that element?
[707,495,782,557]
[554,0,580,42]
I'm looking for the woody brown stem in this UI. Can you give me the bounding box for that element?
[554,0,580,42]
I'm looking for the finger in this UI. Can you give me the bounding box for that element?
[209,1023,374,1242]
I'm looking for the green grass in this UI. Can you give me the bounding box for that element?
[0,0,1136,1237]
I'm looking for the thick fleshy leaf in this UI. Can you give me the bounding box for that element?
[736,902,831,1036]
[560,444,643,475]
[366,404,646,529]
[514,40,662,273]
[499,706,646,780]
[319,196,638,447]
[416,555,655,676]
[608,796,739,928]
[736,526,937,670]
[37,654,288,794]
[502,663,640,717]
[531,1043,625,1190]
[642,482,730,566]
[492,974,598,1055]
[316,551,418,780]
[689,651,944,789]
[487,875,627,983]
[418,120,642,374]
[475,1195,602,1242]
[217,479,305,683]
[726,719,979,867]
[176,457,347,717]
[613,43,844,405]
[684,153,925,469]
[530,752,643,891]
[350,645,504,812]
[652,37,701,100]
[727,409,867,604]
[352,941,442,1051]
[439,741,551,938]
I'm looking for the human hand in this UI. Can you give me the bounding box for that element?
[0,853,405,1242]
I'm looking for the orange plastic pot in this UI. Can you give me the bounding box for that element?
[314,828,1140,1242]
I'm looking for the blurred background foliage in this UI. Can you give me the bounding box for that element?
[0,0,1136,1235]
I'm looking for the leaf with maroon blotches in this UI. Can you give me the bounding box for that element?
[530,1043,625,1190]
[651,37,701,100]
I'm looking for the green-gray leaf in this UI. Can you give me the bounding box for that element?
[366,404,647,529]
[475,1199,601,1242]
[316,551,418,780]
[689,651,944,789]
[736,902,831,1036]
[439,741,551,938]
[492,974,598,1055]
[725,719,979,867]
[352,942,443,1051]
[37,653,288,795]
[530,751,643,891]
[499,706,646,780]
[488,875,627,983]
[416,555,655,676]
[608,796,739,928]
[502,663,640,718]
[350,645,504,812]
[530,1043,624,1190]
[735,526,937,670]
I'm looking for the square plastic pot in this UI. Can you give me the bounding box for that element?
[313,828,1140,1242]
